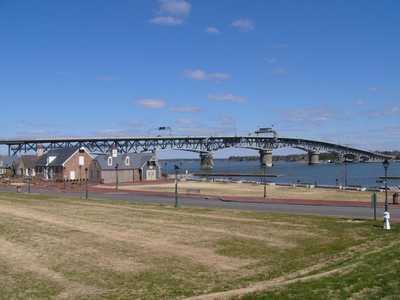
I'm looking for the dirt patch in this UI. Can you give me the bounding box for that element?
[101,181,374,202]
[0,204,251,271]
[0,237,101,300]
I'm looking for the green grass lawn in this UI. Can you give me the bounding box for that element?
[238,235,400,299]
[0,192,398,300]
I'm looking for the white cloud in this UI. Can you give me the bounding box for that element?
[159,0,191,16]
[150,0,191,26]
[175,117,194,125]
[354,99,366,106]
[171,106,202,112]
[184,69,230,81]
[231,18,254,31]
[265,58,277,64]
[272,67,288,76]
[137,98,166,109]
[208,93,246,103]
[281,107,339,124]
[149,16,183,25]
[271,43,288,49]
[205,26,220,34]
[95,75,118,81]
[358,106,400,119]
[368,87,379,92]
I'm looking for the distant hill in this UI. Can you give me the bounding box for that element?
[380,151,400,160]
[229,153,336,162]
[229,151,400,162]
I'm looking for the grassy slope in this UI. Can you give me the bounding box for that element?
[239,230,400,299]
[0,192,398,299]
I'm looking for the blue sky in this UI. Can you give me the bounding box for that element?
[0,0,399,157]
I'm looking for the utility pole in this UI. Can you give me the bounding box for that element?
[174,165,179,208]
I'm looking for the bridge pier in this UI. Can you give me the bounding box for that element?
[200,152,214,170]
[259,149,273,167]
[308,151,320,165]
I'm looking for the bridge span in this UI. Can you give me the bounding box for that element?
[0,135,391,169]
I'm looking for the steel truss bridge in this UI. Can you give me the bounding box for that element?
[0,136,391,168]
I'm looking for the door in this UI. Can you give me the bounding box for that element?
[146,169,156,181]
[69,171,76,180]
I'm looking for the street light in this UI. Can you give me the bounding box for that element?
[27,169,31,194]
[115,163,119,192]
[263,165,267,199]
[85,167,89,200]
[174,165,179,208]
[79,165,83,199]
[383,159,390,212]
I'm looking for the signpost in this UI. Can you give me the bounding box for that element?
[174,165,179,208]
[371,193,377,221]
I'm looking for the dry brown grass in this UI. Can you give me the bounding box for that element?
[98,181,383,202]
[0,192,389,299]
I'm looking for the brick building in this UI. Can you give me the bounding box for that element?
[35,147,94,181]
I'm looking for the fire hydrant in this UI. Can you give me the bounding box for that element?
[383,211,391,230]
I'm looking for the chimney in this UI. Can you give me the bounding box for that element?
[36,144,45,157]
[112,146,118,158]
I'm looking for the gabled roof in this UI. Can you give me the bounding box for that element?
[15,155,38,169]
[95,152,156,170]
[36,147,87,167]
[0,156,14,168]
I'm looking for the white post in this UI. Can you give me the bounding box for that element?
[383,211,391,230]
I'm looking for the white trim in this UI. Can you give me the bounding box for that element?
[139,155,157,169]
[62,147,93,167]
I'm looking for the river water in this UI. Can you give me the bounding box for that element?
[161,160,400,188]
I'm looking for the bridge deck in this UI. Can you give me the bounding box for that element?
[0,135,391,160]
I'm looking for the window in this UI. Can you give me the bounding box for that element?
[79,156,85,166]
[47,156,56,165]
[125,156,130,166]
[107,157,113,167]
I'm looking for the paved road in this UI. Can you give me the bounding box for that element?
[1,185,399,221]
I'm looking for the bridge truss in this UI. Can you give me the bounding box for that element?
[0,136,391,161]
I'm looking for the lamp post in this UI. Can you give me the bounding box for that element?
[263,165,267,199]
[79,165,83,199]
[27,169,31,194]
[344,159,348,187]
[174,165,179,208]
[85,167,88,200]
[383,159,389,212]
[115,163,119,192]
